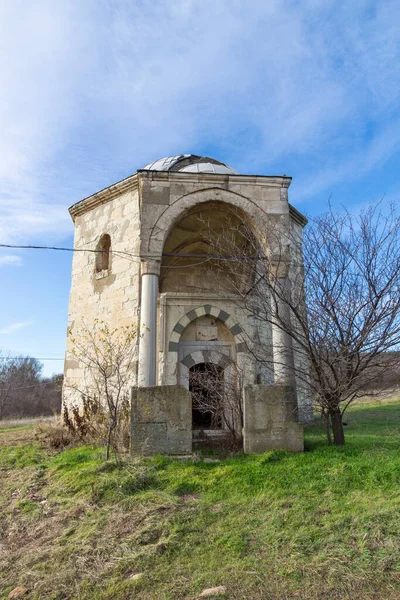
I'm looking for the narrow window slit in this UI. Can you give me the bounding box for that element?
[96,234,111,274]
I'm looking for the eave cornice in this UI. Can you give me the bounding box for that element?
[289,204,308,227]
[69,173,138,221]
[68,170,307,226]
[137,169,292,188]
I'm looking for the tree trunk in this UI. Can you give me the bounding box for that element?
[106,414,118,460]
[329,408,345,446]
[106,424,113,460]
[323,411,333,445]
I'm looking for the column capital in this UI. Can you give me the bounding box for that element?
[141,259,160,277]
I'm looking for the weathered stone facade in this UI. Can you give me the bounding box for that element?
[63,154,311,453]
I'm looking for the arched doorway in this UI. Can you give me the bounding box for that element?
[189,362,224,430]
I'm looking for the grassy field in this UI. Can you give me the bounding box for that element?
[0,416,59,429]
[1,401,400,599]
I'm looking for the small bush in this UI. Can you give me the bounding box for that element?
[36,421,74,449]
[63,395,130,458]
[65,321,136,459]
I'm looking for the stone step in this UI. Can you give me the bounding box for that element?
[192,429,230,440]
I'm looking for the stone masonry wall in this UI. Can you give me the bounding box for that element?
[63,188,141,409]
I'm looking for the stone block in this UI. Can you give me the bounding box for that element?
[261,187,280,202]
[243,424,303,453]
[285,423,304,452]
[131,423,167,455]
[243,384,303,453]
[166,429,192,452]
[131,385,192,455]
[141,181,171,205]
[165,391,192,430]
[132,389,165,423]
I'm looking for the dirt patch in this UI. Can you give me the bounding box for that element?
[0,416,59,429]
[0,426,40,447]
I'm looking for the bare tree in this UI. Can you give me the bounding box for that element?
[199,201,400,445]
[0,353,60,419]
[0,351,14,420]
[64,320,137,459]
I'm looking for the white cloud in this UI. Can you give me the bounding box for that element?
[0,255,23,268]
[0,321,34,335]
[1,0,400,242]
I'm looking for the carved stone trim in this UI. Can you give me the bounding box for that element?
[169,305,246,353]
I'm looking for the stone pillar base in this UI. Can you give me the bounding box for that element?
[243,384,304,453]
[131,385,192,455]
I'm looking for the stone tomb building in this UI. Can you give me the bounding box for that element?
[63,154,309,454]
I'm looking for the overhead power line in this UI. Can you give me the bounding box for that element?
[0,243,263,261]
[0,243,140,261]
[0,357,64,361]
[0,241,309,270]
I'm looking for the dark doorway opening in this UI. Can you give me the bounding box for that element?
[189,362,223,429]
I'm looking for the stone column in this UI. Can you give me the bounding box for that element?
[270,256,296,390]
[138,259,160,387]
[271,292,296,388]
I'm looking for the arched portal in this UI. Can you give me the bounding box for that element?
[177,316,236,387]
[160,200,260,295]
[170,315,243,440]
[157,201,259,397]
[145,187,268,257]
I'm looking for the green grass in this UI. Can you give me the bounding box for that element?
[1,401,400,599]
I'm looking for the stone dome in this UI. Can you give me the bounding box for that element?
[141,154,239,175]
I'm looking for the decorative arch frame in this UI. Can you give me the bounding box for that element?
[180,348,234,370]
[146,187,269,256]
[168,304,247,356]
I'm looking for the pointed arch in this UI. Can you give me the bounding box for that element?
[146,187,268,256]
[168,304,246,354]
[180,349,234,369]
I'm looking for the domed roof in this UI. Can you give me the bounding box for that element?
[141,154,239,175]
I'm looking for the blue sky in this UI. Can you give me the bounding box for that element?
[1,0,400,376]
